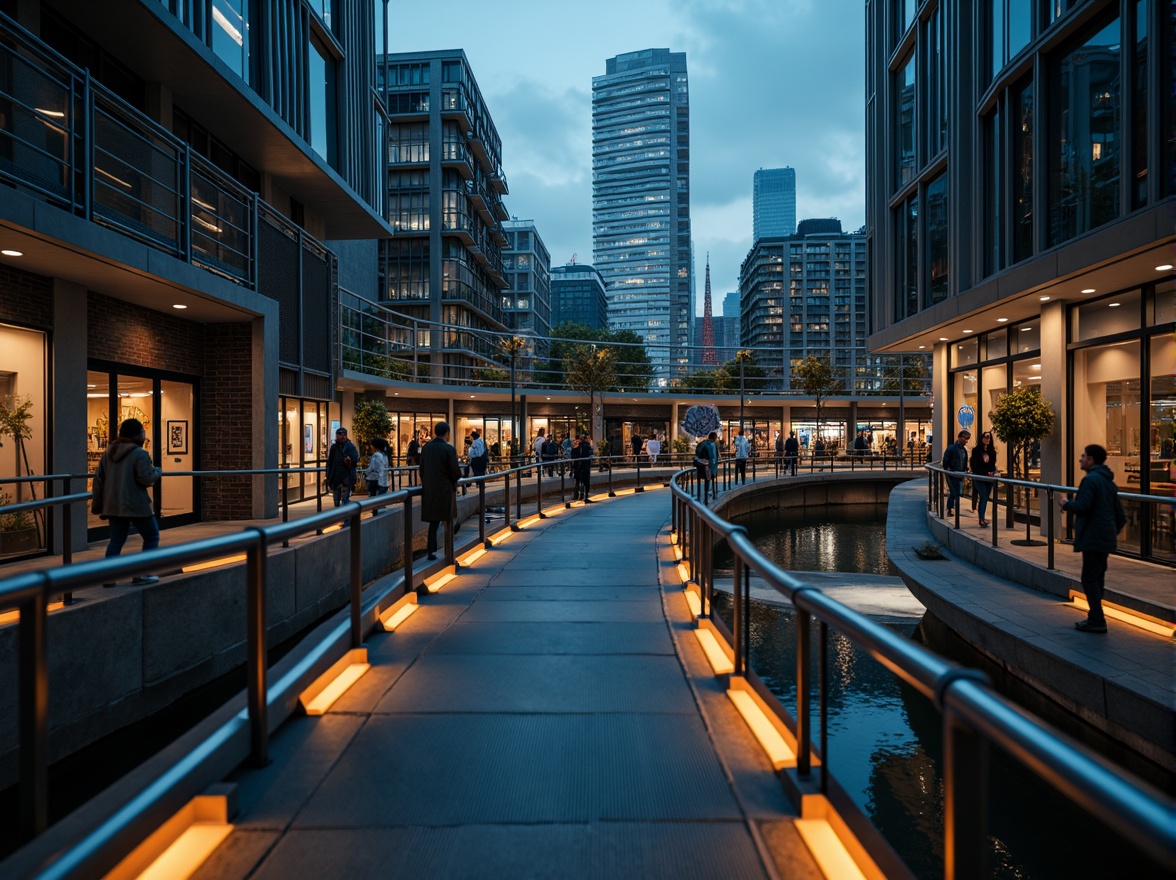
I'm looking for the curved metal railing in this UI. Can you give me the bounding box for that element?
[668,468,1175,877]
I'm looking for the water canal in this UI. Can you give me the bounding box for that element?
[712,505,1166,880]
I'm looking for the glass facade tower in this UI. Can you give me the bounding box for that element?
[753,167,797,240]
[592,49,692,386]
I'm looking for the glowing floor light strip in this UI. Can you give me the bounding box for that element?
[517,515,541,528]
[676,562,691,583]
[134,822,233,880]
[693,628,734,675]
[684,590,702,617]
[302,662,370,716]
[1070,594,1173,637]
[424,572,456,593]
[378,602,417,631]
[0,601,64,627]
[794,819,867,880]
[488,529,514,545]
[458,547,487,566]
[727,688,795,770]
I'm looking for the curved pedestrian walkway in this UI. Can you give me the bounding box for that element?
[192,490,822,880]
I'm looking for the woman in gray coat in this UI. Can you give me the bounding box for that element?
[419,422,461,560]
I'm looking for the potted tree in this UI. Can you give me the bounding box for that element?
[0,491,39,555]
[0,394,43,548]
[989,385,1056,545]
[350,397,392,495]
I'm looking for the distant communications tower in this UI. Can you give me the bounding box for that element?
[701,255,717,365]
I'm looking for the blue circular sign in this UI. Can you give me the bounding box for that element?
[957,405,976,430]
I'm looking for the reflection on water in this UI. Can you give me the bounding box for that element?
[714,504,898,575]
[713,505,1168,880]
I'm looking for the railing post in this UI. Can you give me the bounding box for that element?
[403,493,414,593]
[537,465,546,517]
[245,533,268,767]
[818,620,828,794]
[943,706,989,880]
[1046,487,1055,570]
[635,458,644,492]
[733,548,744,676]
[796,605,811,777]
[350,506,363,648]
[62,477,74,603]
[515,467,523,522]
[19,589,48,840]
[608,457,616,497]
[505,471,514,531]
[479,479,488,547]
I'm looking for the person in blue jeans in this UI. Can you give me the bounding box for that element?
[941,430,971,515]
[91,417,163,586]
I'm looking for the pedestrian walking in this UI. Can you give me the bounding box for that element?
[970,431,998,527]
[91,417,162,586]
[469,429,489,478]
[406,435,421,467]
[646,434,661,465]
[693,431,718,501]
[364,437,390,514]
[532,428,547,467]
[560,433,573,475]
[733,427,751,485]
[784,431,799,476]
[326,427,360,509]
[942,430,970,515]
[571,433,593,500]
[631,431,643,463]
[420,422,460,561]
[541,430,559,476]
[1059,444,1127,634]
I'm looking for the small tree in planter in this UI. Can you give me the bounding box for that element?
[0,394,43,544]
[350,398,392,492]
[0,491,39,555]
[989,385,1056,544]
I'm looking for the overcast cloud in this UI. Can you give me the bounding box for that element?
[391,0,866,313]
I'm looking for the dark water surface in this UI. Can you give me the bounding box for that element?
[713,504,898,575]
[712,506,1167,880]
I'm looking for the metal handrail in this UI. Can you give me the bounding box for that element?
[925,463,1175,566]
[668,469,1175,875]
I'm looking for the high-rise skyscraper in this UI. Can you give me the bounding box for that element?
[592,49,692,385]
[502,220,552,345]
[753,167,796,241]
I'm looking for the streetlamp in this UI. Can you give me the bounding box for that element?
[501,336,527,466]
[735,349,754,436]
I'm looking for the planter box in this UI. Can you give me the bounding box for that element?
[0,527,40,555]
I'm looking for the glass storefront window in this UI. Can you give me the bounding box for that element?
[953,371,978,435]
[160,379,194,520]
[981,363,1009,438]
[985,328,1008,360]
[1073,289,1142,341]
[1149,333,1175,561]
[1152,279,1174,325]
[1048,15,1121,246]
[1,324,47,557]
[1012,318,1040,353]
[952,337,979,368]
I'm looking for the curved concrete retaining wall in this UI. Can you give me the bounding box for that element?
[710,471,922,521]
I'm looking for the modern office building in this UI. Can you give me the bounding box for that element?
[550,262,608,330]
[0,0,390,547]
[377,49,510,378]
[866,0,1173,562]
[501,219,551,343]
[592,48,693,384]
[741,220,883,391]
[753,167,797,240]
[723,291,740,323]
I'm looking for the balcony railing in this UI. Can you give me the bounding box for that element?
[0,12,328,293]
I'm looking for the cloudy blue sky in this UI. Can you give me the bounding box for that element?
[391,0,866,315]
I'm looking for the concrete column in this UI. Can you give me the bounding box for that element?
[670,401,679,446]
[933,340,950,463]
[52,280,88,553]
[1039,300,1067,538]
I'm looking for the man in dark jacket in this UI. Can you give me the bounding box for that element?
[784,431,799,476]
[325,427,359,508]
[571,433,593,501]
[420,422,461,560]
[941,430,970,514]
[91,418,162,586]
[1059,444,1126,634]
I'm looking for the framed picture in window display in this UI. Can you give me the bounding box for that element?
[304,424,314,454]
[166,420,188,455]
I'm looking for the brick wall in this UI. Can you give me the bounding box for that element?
[87,293,204,372]
[201,323,254,519]
[0,265,52,327]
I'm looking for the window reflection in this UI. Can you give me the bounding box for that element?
[308,36,333,161]
[896,54,916,187]
[1049,15,1121,246]
[926,174,948,304]
[211,0,249,83]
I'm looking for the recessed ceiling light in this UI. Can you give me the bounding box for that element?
[1108,302,1121,307]
[1,249,22,257]
[470,395,475,398]
[172,303,188,309]
[962,329,973,333]
[938,337,948,341]
[1156,264,1173,271]
[996,317,1008,322]
[917,345,925,349]
[1020,326,1032,331]
[1040,296,1050,302]
[1030,364,1041,370]
[1081,288,1096,294]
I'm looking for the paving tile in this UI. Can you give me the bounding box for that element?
[373,654,694,714]
[295,713,742,827]
[425,621,673,656]
[251,823,769,880]
[457,599,666,623]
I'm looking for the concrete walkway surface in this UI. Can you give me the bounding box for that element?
[189,490,822,880]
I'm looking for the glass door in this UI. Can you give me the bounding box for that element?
[160,379,194,522]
